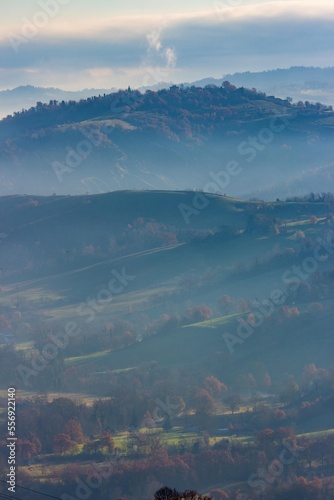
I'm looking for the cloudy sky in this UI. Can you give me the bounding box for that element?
[1,0,333,90]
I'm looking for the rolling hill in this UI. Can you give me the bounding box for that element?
[2,67,333,120]
[0,190,333,500]
[0,190,333,392]
[0,84,333,198]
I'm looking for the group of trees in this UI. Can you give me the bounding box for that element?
[3,422,334,498]
[0,354,333,499]
[4,82,332,144]
[154,487,212,499]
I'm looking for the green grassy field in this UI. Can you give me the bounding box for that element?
[64,322,226,370]
[2,212,327,317]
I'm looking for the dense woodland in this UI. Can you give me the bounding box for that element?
[2,82,332,139]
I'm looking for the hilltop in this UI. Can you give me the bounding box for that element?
[0,83,333,198]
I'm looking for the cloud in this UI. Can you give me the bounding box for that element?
[161,14,334,73]
[1,1,334,42]
[165,47,177,68]
[147,30,163,52]
[146,28,177,70]
[0,2,333,89]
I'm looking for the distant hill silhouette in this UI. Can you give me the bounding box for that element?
[0,85,117,119]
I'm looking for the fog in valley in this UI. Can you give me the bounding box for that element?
[0,1,334,499]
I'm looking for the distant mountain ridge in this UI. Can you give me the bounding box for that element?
[191,66,334,106]
[0,85,117,119]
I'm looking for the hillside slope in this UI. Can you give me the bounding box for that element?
[0,191,333,399]
[0,85,333,197]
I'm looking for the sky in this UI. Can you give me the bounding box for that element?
[0,0,333,90]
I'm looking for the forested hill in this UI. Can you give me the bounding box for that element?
[1,82,332,137]
[0,84,333,197]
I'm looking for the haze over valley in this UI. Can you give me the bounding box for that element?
[0,1,334,499]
